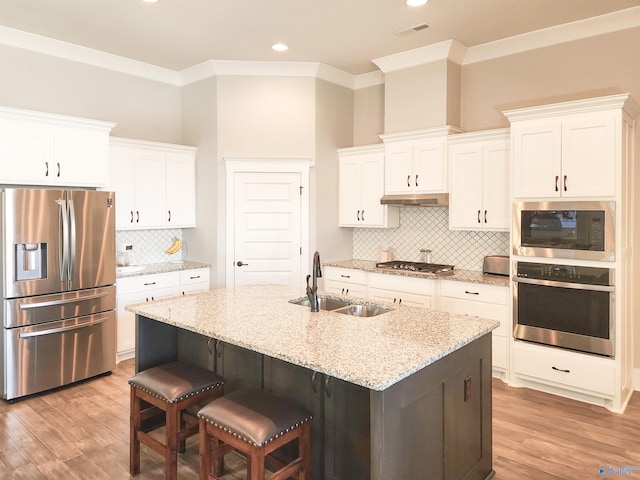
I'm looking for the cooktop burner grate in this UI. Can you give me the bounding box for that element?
[375,261,455,274]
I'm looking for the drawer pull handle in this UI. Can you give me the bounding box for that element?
[340,275,351,278]
[464,291,480,295]
[552,366,570,373]
[144,281,157,286]
[190,275,201,280]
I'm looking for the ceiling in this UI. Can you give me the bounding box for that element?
[1,0,639,75]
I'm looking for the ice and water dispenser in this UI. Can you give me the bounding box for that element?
[15,243,47,280]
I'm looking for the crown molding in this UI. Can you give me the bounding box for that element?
[372,40,467,73]
[3,6,640,88]
[464,6,640,65]
[0,26,179,84]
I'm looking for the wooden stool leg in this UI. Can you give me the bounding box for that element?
[199,418,210,480]
[179,412,187,453]
[129,387,141,476]
[300,423,311,480]
[166,403,179,480]
[248,445,266,480]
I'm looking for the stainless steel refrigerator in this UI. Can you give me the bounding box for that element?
[1,188,116,400]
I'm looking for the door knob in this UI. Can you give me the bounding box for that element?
[236,261,249,267]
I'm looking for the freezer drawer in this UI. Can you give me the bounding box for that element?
[3,310,116,400]
[3,285,115,328]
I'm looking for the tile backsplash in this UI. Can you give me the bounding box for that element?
[116,229,184,264]
[352,207,509,271]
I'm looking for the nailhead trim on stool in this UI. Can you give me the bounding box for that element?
[198,389,312,480]
[129,362,224,480]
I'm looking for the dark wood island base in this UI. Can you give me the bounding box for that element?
[135,315,494,480]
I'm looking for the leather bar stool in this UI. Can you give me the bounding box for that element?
[129,362,225,480]
[198,389,312,480]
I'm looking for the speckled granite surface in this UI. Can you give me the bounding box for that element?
[116,261,210,278]
[323,259,510,287]
[126,284,499,391]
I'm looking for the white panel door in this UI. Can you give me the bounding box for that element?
[232,172,302,288]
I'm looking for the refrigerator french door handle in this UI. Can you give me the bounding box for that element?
[58,198,70,282]
[18,316,109,339]
[18,291,110,310]
[68,198,77,280]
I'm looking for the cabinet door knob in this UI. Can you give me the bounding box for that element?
[555,175,559,192]
[56,162,61,178]
[130,211,134,223]
[477,210,481,223]
[484,210,488,223]
[168,210,171,222]
[398,298,402,305]
[563,175,568,192]
[144,281,156,286]
[361,210,364,222]
[236,261,249,267]
[136,211,140,223]
[415,174,419,187]
[407,175,411,187]
[45,161,49,177]
[552,366,570,373]
[357,210,360,221]
[464,290,480,295]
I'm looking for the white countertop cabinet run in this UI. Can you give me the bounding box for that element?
[116,266,210,361]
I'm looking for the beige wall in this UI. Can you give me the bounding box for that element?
[0,45,183,143]
[459,27,640,131]
[383,59,451,133]
[315,79,354,264]
[216,76,315,158]
[181,77,219,286]
[354,84,384,146]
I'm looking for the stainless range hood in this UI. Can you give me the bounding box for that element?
[380,193,449,207]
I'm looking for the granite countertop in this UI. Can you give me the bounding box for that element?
[126,284,499,391]
[323,259,510,287]
[116,261,210,278]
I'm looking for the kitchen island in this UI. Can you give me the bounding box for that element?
[127,284,498,480]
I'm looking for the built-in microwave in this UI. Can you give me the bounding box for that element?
[513,201,615,262]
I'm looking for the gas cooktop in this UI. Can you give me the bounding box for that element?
[375,261,455,275]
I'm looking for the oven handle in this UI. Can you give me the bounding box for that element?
[18,316,109,339]
[513,276,614,292]
[18,291,110,310]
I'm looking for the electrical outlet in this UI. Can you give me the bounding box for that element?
[464,375,472,402]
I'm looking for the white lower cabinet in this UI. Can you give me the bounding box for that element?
[368,273,432,308]
[513,341,615,397]
[322,267,367,298]
[116,268,210,361]
[438,281,509,378]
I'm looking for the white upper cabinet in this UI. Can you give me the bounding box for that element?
[0,107,114,187]
[449,130,510,231]
[505,96,628,199]
[338,144,399,228]
[109,137,197,230]
[381,126,462,195]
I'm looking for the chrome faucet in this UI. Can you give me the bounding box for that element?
[306,251,323,312]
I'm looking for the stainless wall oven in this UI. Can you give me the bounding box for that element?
[513,261,614,357]
[513,201,615,261]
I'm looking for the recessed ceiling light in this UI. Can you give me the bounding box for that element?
[272,43,288,52]
[406,0,428,6]
[142,0,158,3]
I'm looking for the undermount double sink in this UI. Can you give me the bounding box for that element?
[290,295,391,317]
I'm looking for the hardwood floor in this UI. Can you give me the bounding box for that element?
[1,359,639,479]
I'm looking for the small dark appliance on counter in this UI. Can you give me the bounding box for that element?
[376,261,454,275]
[482,255,509,277]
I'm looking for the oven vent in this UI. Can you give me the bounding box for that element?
[395,23,430,36]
